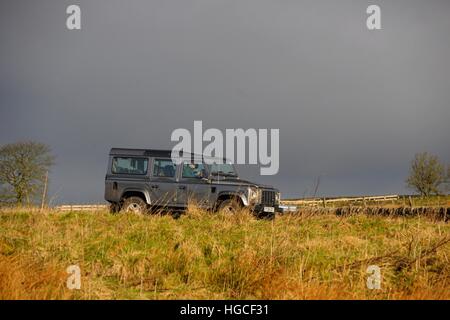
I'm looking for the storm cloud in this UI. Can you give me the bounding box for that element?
[1,0,449,203]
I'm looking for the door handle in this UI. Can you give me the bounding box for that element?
[151,185,159,189]
[178,186,186,190]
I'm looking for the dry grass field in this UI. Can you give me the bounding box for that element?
[0,204,449,300]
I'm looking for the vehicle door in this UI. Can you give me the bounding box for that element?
[149,158,178,207]
[107,156,150,203]
[176,161,212,209]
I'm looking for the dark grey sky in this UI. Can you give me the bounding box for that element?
[1,0,449,203]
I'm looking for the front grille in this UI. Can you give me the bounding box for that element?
[261,190,276,206]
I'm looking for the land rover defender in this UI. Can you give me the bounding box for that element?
[104,148,281,218]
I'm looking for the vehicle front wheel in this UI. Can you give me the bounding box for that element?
[122,197,148,215]
[217,199,242,214]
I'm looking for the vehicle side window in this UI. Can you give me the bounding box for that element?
[182,162,207,178]
[153,159,176,178]
[112,157,148,175]
[182,163,208,178]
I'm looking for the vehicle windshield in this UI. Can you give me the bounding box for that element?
[208,163,237,177]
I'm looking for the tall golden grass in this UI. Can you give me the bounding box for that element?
[0,206,449,299]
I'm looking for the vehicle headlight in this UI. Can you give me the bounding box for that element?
[248,187,260,202]
[275,192,280,204]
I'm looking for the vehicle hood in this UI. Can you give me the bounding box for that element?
[210,177,278,191]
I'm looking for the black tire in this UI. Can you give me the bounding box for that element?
[171,211,182,219]
[217,199,242,214]
[121,196,148,215]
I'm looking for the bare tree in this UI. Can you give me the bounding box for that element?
[0,141,55,205]
[406,152,445,196]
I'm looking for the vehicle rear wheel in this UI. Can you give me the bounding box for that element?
[122,197,148,215]
[217,199,241,214]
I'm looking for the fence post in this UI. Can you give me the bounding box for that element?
[40,171,48,212]
[408,196,413,207]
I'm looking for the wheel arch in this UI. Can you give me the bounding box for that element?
[120,189,151,204]
[215,191,248,209]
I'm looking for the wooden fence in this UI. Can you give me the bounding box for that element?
[55,195,400,211]
[283,194,399,206]
[55,204,108,211]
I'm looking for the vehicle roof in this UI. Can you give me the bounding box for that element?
[109,148,229,162]
[110,148,172,157]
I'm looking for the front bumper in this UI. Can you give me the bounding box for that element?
[277,205,298,213]
[252,204,283,214]
[252,204,298,214]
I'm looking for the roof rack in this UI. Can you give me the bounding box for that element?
[109,148,229,162]
[109,148,172,157]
